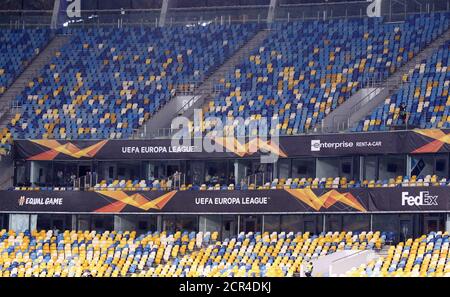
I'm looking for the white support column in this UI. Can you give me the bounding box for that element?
[30,161,37,186]
[237,215,241,233]
[273,161,278,179]
[71,215,77,230]
[359,156,364,181]
[406,155,412,177]
[322,215,326,233]
[261,215,265,233]
[234,160,239,186]
[50,0,60,29]
[157,215,163,232]
[267,0,278,24]
[159,0,170,27]
[30,215,37,231]
[199,216,207,233]
[446,214,450,233]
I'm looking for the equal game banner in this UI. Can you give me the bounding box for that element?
[0,187,448,213]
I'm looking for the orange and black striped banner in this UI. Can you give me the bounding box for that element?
[13,129,450,161]
[2,187,448,213]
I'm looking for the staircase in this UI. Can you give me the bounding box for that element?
[135,28,272,138]
[376,245,391,257]
[337,245,393,277]
[388,28,450,87]
[309,250,378,277]
[0,34,70,128]
[0,154,13,189]
[0,35,70,189]
[320,26,450,132]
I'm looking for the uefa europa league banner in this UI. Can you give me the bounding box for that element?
[0,187,448,214]
[13,129,450,160]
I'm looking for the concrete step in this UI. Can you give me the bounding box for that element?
[304,250,377,277]
[319,24,450,132]
[376,245,392,257]
[135,27,272,138]
[0,34,71,128]
[178,29,272,119]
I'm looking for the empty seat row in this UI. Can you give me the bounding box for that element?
[11,174,449,191]
[0,229,383,277]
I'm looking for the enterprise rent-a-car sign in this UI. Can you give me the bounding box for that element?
[305,133,395,156]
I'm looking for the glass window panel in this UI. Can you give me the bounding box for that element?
[281,215,302,232]
[342,215,370,232]
[379,155,405,180]
[278,159,290,179]
[292,158,315,178]
[240,215,262,233]
[317,158,339,178]
[372,214,398,233]
[325,215,343,232]
[263,215,280,233]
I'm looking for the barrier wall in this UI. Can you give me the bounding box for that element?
[0,187,446,213]
[13,129,450,160]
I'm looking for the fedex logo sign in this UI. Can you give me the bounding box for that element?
[401,191,438,207]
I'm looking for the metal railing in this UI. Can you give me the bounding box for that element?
[73,171,186,191]
[0,10,53,28]
[244,172,271,188]
[171,82,223,118]
[131,75,408,139]
[169,171,185,190]
[135,127,182,139]
[1,3,448,142]
[170,24,268,117]
[329,76,411,132]
[131,116,418,141]
[0,0,448,28]
[166,29,270,122]
[74,172,98,190]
